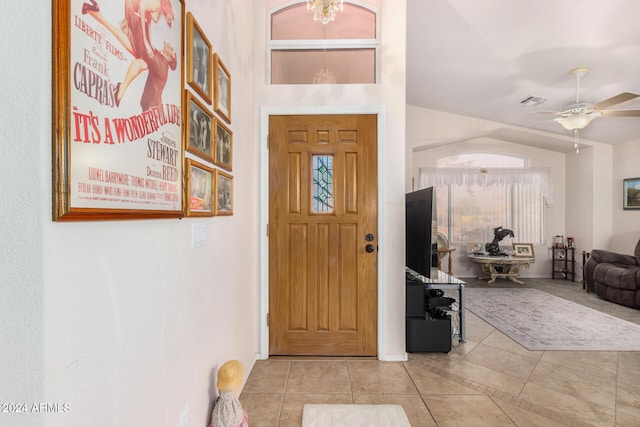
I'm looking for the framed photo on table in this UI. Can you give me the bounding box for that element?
[52,0,184,221]
[214,120,233,171]
[623,177,640,210]
[186,159,214,217]
[185,91,214,161]
[186,12,212,104]
[513,243,535,258]
[213,53,231,123]
[215,170,233,216]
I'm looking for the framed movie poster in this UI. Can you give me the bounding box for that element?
[52,0,185,221]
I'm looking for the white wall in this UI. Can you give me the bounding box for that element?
[611,139,640,253]
[1,1,258,426]
[565,146,595,281]
[255,0,408,360]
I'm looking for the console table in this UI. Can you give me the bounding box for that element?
[406,269,465,349]
[468,255,535,285]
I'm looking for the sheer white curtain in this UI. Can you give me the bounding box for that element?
[418,168,553,207]
[419,168,550,245]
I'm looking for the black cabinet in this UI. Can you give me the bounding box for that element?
[552,246,575,281]
[405,272,466,353]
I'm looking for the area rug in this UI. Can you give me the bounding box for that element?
[465,288,640,351]
[301,404,410,427]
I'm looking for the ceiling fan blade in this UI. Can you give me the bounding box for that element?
[594,92,640,110]
[600,109,640,117]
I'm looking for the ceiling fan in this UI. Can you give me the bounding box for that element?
[532,68,640,153]
[534,68,640,132]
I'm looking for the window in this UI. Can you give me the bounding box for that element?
[419,154,550,245]
[269,2,379,84]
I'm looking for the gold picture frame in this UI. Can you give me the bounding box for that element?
[186,159,214,217]
[52,0,184,221]
[215,170,233,216]
[214,119,233,171]
[185,91,214,162]
[186,12,212,104]
[513,243,535,258]
[213,53,231,123]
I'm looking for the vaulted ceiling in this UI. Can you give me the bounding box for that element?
[407,0,640,151]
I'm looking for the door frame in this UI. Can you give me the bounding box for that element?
[259,106,388,360]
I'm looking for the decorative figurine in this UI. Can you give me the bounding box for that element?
[210,360,249,427]
[485,226,514,256]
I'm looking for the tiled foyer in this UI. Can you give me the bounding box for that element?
[239,279,640,426]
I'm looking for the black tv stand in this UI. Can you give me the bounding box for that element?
[405,268,466,353]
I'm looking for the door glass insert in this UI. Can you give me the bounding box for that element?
[312,155,334,213]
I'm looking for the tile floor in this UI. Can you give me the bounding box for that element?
[239,279,640,426]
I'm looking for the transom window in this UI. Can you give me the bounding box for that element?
[269,2,379,84]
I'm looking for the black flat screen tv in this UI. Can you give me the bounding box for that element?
[405,187,438,279]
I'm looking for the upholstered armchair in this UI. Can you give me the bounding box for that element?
[584,238,640,309]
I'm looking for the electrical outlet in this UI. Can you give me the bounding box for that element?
[180,406,188,427]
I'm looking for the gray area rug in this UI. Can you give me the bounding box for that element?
[465,288,640,351]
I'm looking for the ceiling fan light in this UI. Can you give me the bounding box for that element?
[555,114,598,130]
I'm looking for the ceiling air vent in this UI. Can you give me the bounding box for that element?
[520,96,546,107]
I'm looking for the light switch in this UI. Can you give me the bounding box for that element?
[192,223,207,248]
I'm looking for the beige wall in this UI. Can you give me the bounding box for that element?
[611,140,640,252]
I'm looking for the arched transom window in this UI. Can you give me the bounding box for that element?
[269,1,379,84]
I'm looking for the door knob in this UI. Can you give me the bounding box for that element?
[366,244,376,253]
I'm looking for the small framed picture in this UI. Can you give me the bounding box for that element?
[186,13,212,104]
[185,91,214,161]
[215,170,233,216]
[186,159,214,217]
[623,177,640,210]
[214,119,233,171]
[513,243,535,258]
[213,53,231,123]
[466,243,483,254]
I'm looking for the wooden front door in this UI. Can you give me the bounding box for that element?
[269,114,378,356]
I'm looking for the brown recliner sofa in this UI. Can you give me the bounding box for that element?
[584,238,640,309]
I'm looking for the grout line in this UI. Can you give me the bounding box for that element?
[402,361,440,425]
[412,362,598,427]
[275,360,292,426]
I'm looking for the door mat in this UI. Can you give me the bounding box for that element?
[302,404,411,427]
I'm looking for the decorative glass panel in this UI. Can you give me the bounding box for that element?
[269,2,379,84]
[271,49,376,84]
[271,4,376,40]
[312,155,334,213]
